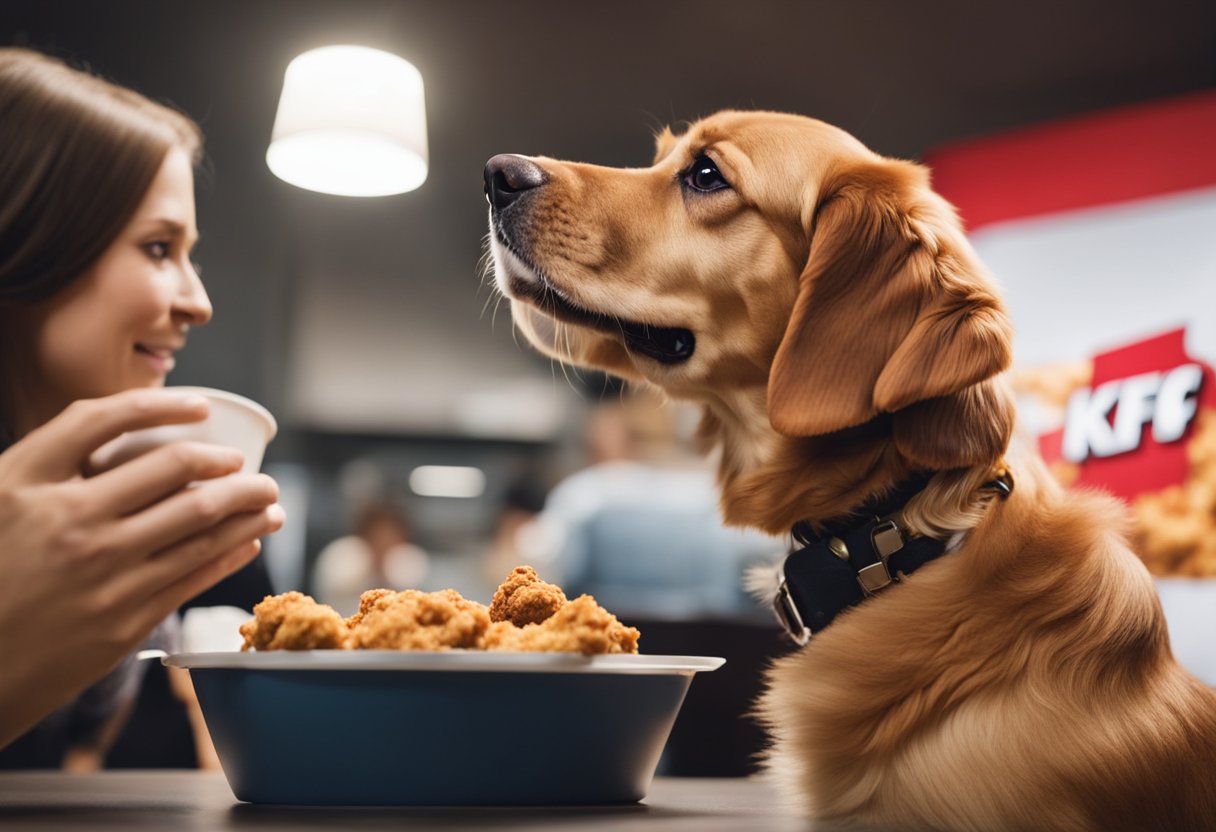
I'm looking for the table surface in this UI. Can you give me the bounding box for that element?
[0,771,829,831]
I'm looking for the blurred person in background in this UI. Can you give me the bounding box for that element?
[482,473,550,588]
[528,388,782,620]
[313,500,428,615]
[0,48,283,766]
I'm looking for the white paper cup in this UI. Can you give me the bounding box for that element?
[181,606,252,653]
[93,386,278,475]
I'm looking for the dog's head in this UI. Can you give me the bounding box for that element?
[486,110,1013,475]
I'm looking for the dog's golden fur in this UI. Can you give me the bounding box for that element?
[487,110,1216,831]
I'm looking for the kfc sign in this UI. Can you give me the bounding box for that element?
[1039,328,1216,502]
[1062,364,1203,462]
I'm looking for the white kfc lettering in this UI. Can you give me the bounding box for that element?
[1062,364,1203,463]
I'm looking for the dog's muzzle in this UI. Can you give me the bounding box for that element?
[483,153,697,366]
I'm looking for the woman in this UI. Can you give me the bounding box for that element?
[0,48,284,753]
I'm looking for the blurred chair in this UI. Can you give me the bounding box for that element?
[639,617,792,777]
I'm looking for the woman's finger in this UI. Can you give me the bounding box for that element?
[107,473,279,562]
[112,505,284,604]
[16,390,210,481]
[85,441,245,519]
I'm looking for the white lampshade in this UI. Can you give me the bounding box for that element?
[266,45,428,197]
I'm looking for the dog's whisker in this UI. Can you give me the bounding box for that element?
[490,294,507,335]
[487,297,504,334]
[555,322,578,393]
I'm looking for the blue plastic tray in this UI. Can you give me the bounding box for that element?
[167,651,723,806]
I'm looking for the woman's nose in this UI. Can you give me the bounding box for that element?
[172,260,213,326]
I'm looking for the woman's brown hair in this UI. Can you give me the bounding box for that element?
[0,48,202,301]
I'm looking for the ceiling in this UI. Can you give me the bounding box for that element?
[5,0,1214,437]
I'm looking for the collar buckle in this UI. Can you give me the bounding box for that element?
[780,473,952,641]
[773,579,811,646]
[856,518,905,595]
[856,561,893,594]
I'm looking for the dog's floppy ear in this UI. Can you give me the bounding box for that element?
[768,158,1013,467]
[653,126,681,164]
[891,377,1015,469]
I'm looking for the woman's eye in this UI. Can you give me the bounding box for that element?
[682,155,730,193]
[145,241,170,260]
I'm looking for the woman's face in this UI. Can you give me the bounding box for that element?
[24,147,211,428]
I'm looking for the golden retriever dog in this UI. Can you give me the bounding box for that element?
[483,111,1216,831]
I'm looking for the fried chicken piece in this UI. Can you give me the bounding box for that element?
[349,588,491,650]
[482,594,640,654]
[239,575,642,655]
[239,591,349,651]
[489,565,568,627]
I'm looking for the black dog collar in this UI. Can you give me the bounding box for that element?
[774,471,1013,645]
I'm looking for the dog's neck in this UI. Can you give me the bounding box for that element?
[696,388,784,481]
[700,390,999,539]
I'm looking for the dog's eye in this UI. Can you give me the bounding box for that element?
[682,155,730,193]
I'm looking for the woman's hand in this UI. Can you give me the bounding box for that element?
[0,389,284,749]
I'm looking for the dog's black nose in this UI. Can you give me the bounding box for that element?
[484,154,546,211]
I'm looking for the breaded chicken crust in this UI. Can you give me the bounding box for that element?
[482,595,640,654]
[239,591,349,651]
[349,588,490,650]
[488,565,567,627]
[345,588,396,629]
[239,566,639,654]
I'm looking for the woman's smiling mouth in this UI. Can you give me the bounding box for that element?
[134,342,179,373]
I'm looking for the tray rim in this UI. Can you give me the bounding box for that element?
[164,650,726,674]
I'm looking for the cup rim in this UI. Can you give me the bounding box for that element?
[168,386,278,441]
